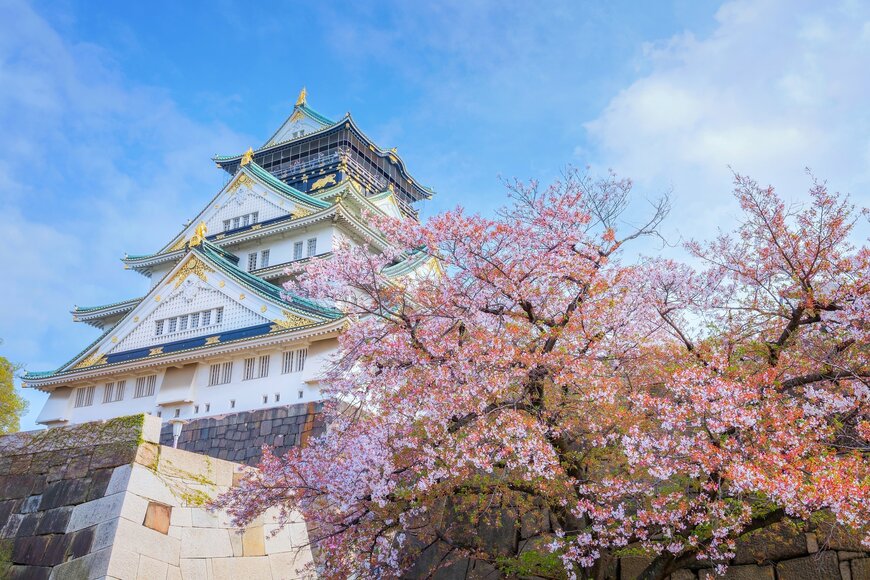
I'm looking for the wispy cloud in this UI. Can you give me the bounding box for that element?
[0,0,249,428]
[585,0,870,242]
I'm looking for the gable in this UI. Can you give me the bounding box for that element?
[266,111,325,146]
[64,251,325,371]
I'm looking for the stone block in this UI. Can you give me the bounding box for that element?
[12,535,49,565]
[733,521,807,565]
[851,558,870,579]
[180,527,233,559]
[104,464,132,496]
[170,506,192,528]
[142,415,162,444]
[105,546,140,579]
[1,513,24,538]
[700,565,774,579]
[668,570,695,580]
[0,474,39,500]
[41,533,71,566]
[243,525,266,557]
[167,565,182,580]
[816,521,866,552]
[51,549,113,580]
[67,492,125,532]
[113,516,181,564]
[20,494,41,513]
[91,518,120,552]
[8,454,32,475]
[269,551,314,579]
[179,558,208,580]
[0,498,22,526]
[839,552,866,561]
[212,556,271,580]
[87,468,115,502]
[806,532,819,553]
[776,551,839,579]
[39,478,90,510]
[126,464,179,505]
[621,556,654,580]
[230,528,243,556]
[144,494,172,534]
[16,512,43,537]
[135,443,160,469]
[119,491,150,524]
[63,454,91,480]
[35,506,73,534]
[841,560,852,580]
[190,508,233,528]
[9,565,50,580]
[69,526,96,559]
[137,554,169,579]
[90,443,137,470]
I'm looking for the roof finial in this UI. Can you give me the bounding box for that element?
[190,221,208,247]
[295,86,307,107]
[240,147,254,166]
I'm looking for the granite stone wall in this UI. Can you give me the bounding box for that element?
[0,414,158,579]
[158,403,324,466]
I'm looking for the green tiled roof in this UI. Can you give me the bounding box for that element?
[74,297,141,313]
[243,162,330,209]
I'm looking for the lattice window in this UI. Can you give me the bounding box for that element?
[282,348,307,373]
[74,386,95,408]
[103,380,126,403]
[156,307,223,338]
[248,253,258,271]
[294,242,303,260]
[155,320,164,336]
[307,238,317,257]
[259,355,270,378]
[134,375,156,398]
[260,249,270,268]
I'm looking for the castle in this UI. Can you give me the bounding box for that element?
[23,89,434,434]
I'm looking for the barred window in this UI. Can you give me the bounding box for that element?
[190,312,200,328]
[252,211,259,224]
[282,348,307,374]
[260,249,270,268]
[155,320,164,336]
[307,238,317,257]
[202,310,211,326]
[208,364,221,386]
[293,241,303,260]
[156,307,222,337]
[223,219,231,232]
[248,253,258,271]
[103,380,126,403]
[134,375,156,398]
[258,355,270,378]
[74,386,95,408]
[215,307,224,325]
[243,357,256,381]
[221,361,233,384]
[168,318,177,333]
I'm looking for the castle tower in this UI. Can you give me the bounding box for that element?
[23,90,435,432]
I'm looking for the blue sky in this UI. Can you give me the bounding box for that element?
[2,0,868,430]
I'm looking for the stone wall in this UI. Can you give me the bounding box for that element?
[159,403,324,466]
[0,414,317,579]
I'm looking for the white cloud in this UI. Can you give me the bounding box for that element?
[586,0,870,242]
[0,0,249,429]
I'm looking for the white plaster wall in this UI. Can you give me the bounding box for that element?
[225,223,335,272]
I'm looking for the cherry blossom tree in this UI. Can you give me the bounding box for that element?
[214,170,869,579]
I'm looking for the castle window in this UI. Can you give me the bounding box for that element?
[281,348,307,374]
[293,241,303,260]
[179,315,188,331]
[201,310,211,326]
[134,375,157,398]
[168,318,177,333]
[252,211,259,224]
[307,238,317,257]
[103,380,125,403]
[209,362,233,386]
[243,357,256,380]
[194,405,199,414]
[155,320,164,336]
[248,253,258,271]
[215,307,224,325]
[298,390,304,399]
[242,214,250,227]
[260,249,270,268]
[74,386,95,408]
[233,217,240,229]
[174,408,181,418]
[205,403,210,412]
[221,361,233,384]
[223,219,231,232]
[230,399,236,409]
[275,393,280,403]
[258,355,270,378]
[190,312,200,328]
[262,395,268,404]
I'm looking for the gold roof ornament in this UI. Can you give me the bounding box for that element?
[189,221,208,247]
[240,147,254,166]
[295,86,307,107]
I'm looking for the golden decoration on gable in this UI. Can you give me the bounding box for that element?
[228,172,253,194]
[295,87,307,107]
[240,147,254,166]
[260,305,267,313]
[205,336,221,345]
[293,207,313,218]
[270,310,312,332]
[74,352,107,369]
[133,316,139,323]
[310,174,337,191]
[155,295,162,302]
[169,256,214,289]
[168,237,187,252]
[189,221,208,247]
[149,347,164,356]
[290,110,305,124]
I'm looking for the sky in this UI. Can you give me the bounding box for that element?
[1,0,868,431]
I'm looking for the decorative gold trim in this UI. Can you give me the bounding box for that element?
[310,174,337,191]
[155,295,162,302]
[74,352,107,369]
[251,224,262,230]
[295,86,307,106]
[239,294,246,300]
[149,347,164,356]
[168,256,214,289]
[240,147,254,166]
[205,336,221,345]
[189,221,208,247]
[260,305,267,313]
[270,310,312,332]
